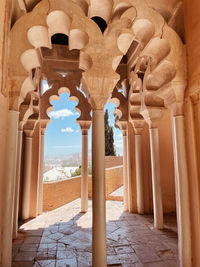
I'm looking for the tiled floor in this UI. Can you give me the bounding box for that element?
[12,199,178,266]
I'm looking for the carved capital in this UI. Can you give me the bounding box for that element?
[82,72,119,109]
[140,107,165,128]
[117,121,128,136]
[131,119,146,135]
[77,120,92,135]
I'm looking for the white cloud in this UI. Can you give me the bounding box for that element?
[76,130,79,133]
[61,127,74,133]
[48,109,75,119]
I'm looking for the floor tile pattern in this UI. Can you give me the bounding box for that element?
[12,199,178,266]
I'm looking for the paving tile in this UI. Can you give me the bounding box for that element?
[24,236,41,244]
[47,232,65,241]
[135,248,161,263]
[142,260,178,267]
[40,237,56,244]
[107,254,121,265]
[12,261,34,267]
[20,243,39,252]
[114,245,135,254]
[36,250,57,260]
[56,258,77,267]
[56,249,76,259]
[23,229,43,237]
[14,251,36,261]
[12,199,178,267]
[38,243,57,252]
[156,249,177,260]
[119,253,139,264]
[33,259,56,267]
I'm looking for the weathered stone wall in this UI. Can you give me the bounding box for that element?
[88,166,123,200]
[43,166,123,211]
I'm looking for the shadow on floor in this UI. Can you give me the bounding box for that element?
[12,199,178,267]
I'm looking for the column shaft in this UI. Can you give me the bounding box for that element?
[38,133,44,215]
[13,130,23,238]
[22,137,32,220]
[81,133,88,212]
[135,134,144,214]
[149,128,163,229]
[123,133,129,211]
[2,110,19,267]
[173,115,192,267]
[92,109,107,267]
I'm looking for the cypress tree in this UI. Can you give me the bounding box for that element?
[104,109,116,156]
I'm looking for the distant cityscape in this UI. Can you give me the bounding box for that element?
[43,153,92,182]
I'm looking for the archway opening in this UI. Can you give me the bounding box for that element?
[91,16,107,33]
[51,33,69,46]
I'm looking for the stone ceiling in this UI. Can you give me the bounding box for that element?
[12,0,185,42]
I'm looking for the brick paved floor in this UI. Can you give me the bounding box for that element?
[12,199,178,266]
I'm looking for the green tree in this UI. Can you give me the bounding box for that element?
[104,109,116,156]
[71,165,82,177]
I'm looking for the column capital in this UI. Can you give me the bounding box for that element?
[24,131,33,138]
[117,121,128,136]
[140,107,165,129]
[40,119,50,135]
[82,72,119,110]
[131,119,146,135]
[78,120,92,135]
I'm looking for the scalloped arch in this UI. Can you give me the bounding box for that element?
[20,49,40,72]
[69,29,89,50]
[46,10,71,37]
[27,25,51,49]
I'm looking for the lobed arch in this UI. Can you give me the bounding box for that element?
[40,72,91,124]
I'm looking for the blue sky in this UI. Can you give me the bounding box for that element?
[44,92,123,158]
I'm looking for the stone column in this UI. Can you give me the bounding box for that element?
[122,128,129,211]
[135,133,144,214]
[172,114,192,267]
[141,108,164,229]
[13,130,23,239]
[149,126,163,229]
[92,109,107,267]
[2,110,19,267]
[38,132,45,215]
[81,132,88,212]
[131,121,145,214]
[21,134,33,220]
[78,121,91,213]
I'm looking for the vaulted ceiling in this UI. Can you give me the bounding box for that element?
[11,0,184,42]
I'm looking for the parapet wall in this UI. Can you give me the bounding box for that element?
[105,156,123,168]
[43,166,123,211]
